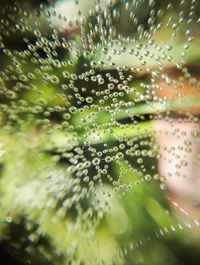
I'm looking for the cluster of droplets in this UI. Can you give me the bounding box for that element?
[0,0,200,264]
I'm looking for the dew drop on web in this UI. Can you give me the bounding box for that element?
[0,0,200,264]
